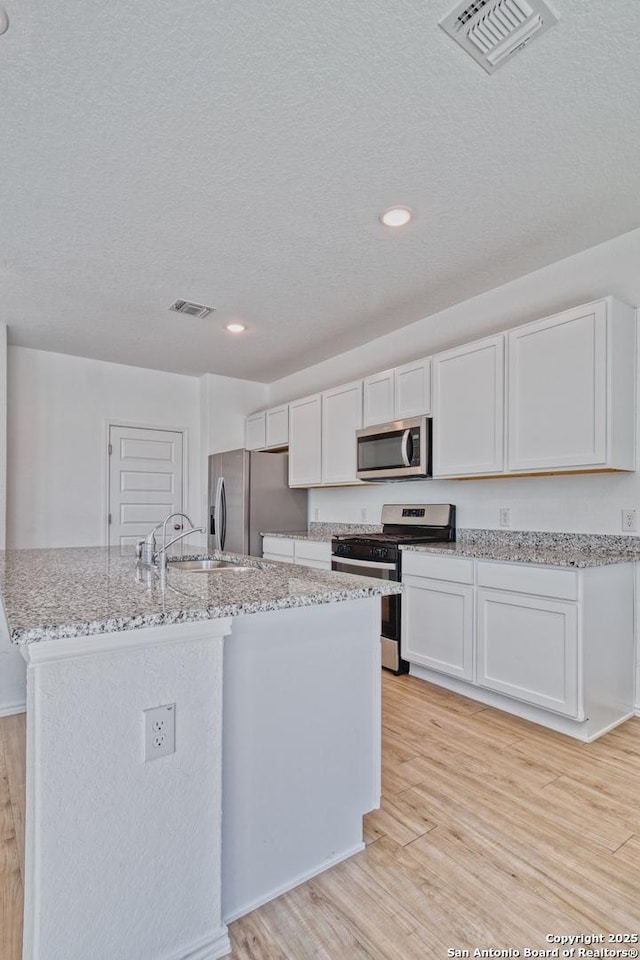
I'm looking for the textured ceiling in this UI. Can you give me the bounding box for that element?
[1,0,639,381]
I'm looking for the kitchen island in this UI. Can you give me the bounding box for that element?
[0,547,401,960]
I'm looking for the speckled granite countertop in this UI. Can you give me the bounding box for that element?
[402,529,640,568]
[0,546,402,644]
[261,523,383,542]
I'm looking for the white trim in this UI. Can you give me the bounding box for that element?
[103,419,190,548]
[409,663,634,742]
[223,841,365,924]
[160,929,231,960]
[20,618,233,665]
[0,700,26,717]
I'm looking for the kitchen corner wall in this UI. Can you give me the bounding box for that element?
[199,373,268,534]
[6,347,202,549]
[268,226,640,538]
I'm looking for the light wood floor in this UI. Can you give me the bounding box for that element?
[2,676,639,960]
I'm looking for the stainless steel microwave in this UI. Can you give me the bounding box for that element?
[356,417,432,481]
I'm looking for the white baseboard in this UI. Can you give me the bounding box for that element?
[161,928,231,960]
[0,700,26,718]
[223,841,365,924]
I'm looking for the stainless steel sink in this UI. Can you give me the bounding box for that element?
[167,559,253,573]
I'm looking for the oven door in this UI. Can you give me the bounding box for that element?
[356,417,431,480]
[330,556,400,642]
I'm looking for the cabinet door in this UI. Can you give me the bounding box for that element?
[322,381,363,484]
[433,336,504,477]
[508,303,607,471]
[476,589,580,717]
[394,358,431,419]
[363,370,395,427]
[288,395,322,486]
[266,405,289,448]
[246,412,266,451]
[402,576,474,680]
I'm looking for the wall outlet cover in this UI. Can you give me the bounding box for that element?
[621,509,637,533]
[143,703,176,761]
[499,507,511,528]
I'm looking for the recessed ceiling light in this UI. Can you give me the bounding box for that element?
[226,322,246,334]
[379,207,413,228]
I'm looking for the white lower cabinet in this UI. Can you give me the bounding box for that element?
[476,589,579,717]
[262,536,331,569]
[403,576,474,680]
[401,551,635,740]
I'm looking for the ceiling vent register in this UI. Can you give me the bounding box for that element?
[439,0,559,74]
[169,299,214,319]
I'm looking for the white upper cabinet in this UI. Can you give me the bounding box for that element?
[363,358,431,426]
[394,358,431,420]
[265,405,289,448]
[322,380,363,484]
[363,369,395,426]
[246,405,289,450]
[288,394,322,486]
[433,336,505,477]
[507,297,636,473]
[246,412,267,450]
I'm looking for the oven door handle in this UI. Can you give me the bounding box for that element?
[332,556,397,572]
[401,429,411,467]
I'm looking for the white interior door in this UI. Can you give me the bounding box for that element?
[108,425,184,549]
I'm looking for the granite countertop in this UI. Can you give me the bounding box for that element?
[261,523,383,542]
[0,545,402,644]
[402,529,640,568]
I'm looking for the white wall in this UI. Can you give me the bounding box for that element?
[0,324,6,549]
[199,373,268,526]
[7,347,202,548]
[269,226,640,407]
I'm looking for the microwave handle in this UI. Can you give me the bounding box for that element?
[401,429,411,467]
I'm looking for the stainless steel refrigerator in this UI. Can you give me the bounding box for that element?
[208,450,308,557]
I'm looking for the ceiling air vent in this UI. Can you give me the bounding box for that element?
[169,299,214,319]
[439,0,559,74]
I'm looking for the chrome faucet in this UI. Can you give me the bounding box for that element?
[156,513,206,572]
[136,513,205,572]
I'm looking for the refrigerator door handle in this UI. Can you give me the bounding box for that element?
[213,477,224,551]
[220,477,227,551]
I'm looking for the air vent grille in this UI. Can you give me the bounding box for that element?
[440,0,558,74]
[169,299,214,319]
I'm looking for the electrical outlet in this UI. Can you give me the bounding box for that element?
[360,507,368,522]
[499,507,511,528]
[144,704,176,761]
[621,509,637,532]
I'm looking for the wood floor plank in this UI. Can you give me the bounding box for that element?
[2,675,639,959]
[0,735,23,960]
[229,909,292,960]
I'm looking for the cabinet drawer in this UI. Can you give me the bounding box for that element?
[401,551,474,584]
[294,540,331,564]
[477,561,578,600]
[262,536,295,559]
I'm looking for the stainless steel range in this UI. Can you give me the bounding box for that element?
[331,504,456,674]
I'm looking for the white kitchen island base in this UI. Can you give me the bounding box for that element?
[21,618,233,960]
[221,597,381,922]
[18,592,382,959]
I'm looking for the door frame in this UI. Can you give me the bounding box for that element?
[103,419,190,548]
